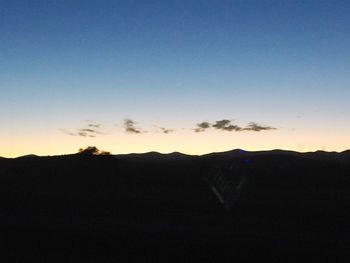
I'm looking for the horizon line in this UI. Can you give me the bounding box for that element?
[2,148,349,159]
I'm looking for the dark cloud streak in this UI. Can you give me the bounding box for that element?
[212,120,243,131]
[212,120,231,130]
[193,119,276,133]
[194,122,211,132]
[124,119,143,134]
[160,127,174,134]
[60,129,76,136]
[80,128,97,133]
[243,122,276,132]
[61,123,103,138]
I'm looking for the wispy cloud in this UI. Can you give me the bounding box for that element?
[88,123,100,128]
[60,129,76,136]
[160,127,174,134]
[77,128,102,137]
[61,118,276,137]
[212,120,242,131]
[124,119,144,134]
[77,131,95,137]
[152,125,175,134]
[194,122,211,132]
[80,128,97,133]
[243,122,276,132]
[212,119,230,129]
[193,119,276,133]
[222,125,243,131]
[60,122,103,138]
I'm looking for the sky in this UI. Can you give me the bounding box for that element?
[1,0,350,157]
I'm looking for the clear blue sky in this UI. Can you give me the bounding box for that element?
[1,0,350,156]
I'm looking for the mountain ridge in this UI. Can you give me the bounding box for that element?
[3,148,350,161]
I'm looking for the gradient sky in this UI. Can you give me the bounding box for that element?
[1,0,350,157]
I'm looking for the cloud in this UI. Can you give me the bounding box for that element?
[61,118,276,138]
[78,131,96,137]
[212,120,231,129]
[60,122,103,138]
[77,128,101,137]
[80,128,97,133]
[60,129,76,136]
[152,125,175,134]
[160,127,174,134]
[194,122,211,132]
[222,125,243,131]
[212,119,242,131]
[193,119,276,133]
[124,119,143,134]
[243,122,276,132]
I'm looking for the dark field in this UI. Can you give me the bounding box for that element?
[1,150,350,261]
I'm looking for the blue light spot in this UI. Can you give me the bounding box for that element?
[244,158,252,165]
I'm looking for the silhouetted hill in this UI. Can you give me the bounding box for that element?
[15,154,40,159]
[115,151,195,161]
[201,148,302,160]
[341,149,350,160]
[1,149,350,261]
[302,150,346,162]
[201,148,244,157]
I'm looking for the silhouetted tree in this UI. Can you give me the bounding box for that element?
[78,146,111,156]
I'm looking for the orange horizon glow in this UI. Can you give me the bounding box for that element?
[1,128,349,158]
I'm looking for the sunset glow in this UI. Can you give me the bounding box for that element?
[1,1,349,157]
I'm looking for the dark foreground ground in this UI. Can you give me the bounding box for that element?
[1,149,350,262]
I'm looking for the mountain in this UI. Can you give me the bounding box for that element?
[1,149,350,261]
[115,151,195,161]
[341,149,350,159]
[15,154,40,159]
[8,148,350,161]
